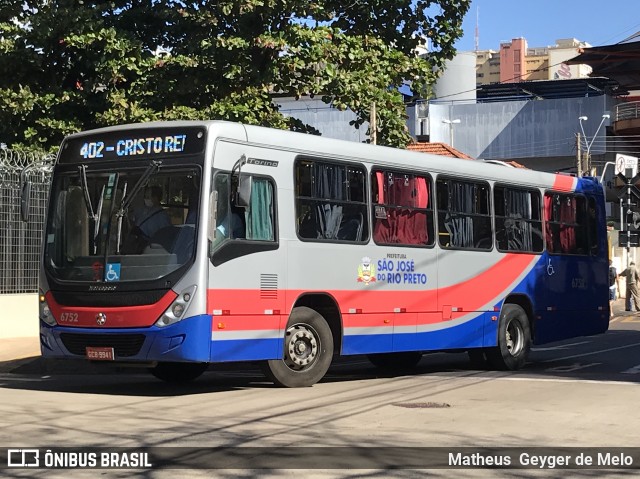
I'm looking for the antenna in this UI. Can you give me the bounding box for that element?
[474,7,479,51]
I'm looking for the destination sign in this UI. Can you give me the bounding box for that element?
[59,126,207,163]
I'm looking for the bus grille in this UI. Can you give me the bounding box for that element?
[60,333,145,357]
[51,289,168,307]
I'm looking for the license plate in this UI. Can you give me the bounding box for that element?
[86,346,115,361]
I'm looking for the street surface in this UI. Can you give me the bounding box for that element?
[1,314,640,478]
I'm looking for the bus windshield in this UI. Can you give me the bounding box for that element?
[44,165,200,283]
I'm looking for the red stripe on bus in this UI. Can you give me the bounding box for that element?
[45,290,177,328]
[552,175,576,192]
[438,253,535,309]
[212,315,284,332]
[207,254,537,330]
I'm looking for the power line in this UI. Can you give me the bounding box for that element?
[594,22,640,46]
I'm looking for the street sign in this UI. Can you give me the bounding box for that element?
[615,154,638,176]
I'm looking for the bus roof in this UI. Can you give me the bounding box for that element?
[64,120,600,194]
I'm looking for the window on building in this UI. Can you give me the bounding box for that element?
[437,178,492,250]
[494,186,543,253]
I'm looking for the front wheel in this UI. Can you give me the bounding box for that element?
[486,304,531,370]
[150,362,208,383]
[262,307,334,387]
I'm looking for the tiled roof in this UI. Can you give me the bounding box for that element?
[406,142,474,159]
[483,159,529,169]
[407,142,528,169]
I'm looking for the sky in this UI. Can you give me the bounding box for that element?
[453,0,640,52]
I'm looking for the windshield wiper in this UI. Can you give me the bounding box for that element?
[114,160,162,253]
[115,182,127,254]
[118,161,162,215]
[78,164,104,255]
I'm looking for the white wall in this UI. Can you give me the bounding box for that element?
[0,294,38,339]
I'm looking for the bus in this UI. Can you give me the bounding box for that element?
[33,121,609,387]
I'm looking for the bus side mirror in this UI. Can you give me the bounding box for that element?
[235,174,252,208]
[20,171,31,222]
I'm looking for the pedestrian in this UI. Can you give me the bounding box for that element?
[620,261,640,312]
[608,260,619,318]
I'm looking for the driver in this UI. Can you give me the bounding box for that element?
[133,185,171,239]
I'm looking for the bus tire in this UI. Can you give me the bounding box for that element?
[262,307,333,387]
[486,304,531,371]
[367,352,422,370]
[150,362,208,383]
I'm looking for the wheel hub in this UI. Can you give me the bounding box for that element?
[285,325,319,370]
[506,320,523,356]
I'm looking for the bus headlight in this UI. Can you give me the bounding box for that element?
[39,292,57,326]
[156,286,196,328]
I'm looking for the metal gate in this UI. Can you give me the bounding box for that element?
[0,149,54,293]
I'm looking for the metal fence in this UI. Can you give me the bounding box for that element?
[0,149,55,294]
[616,101,640,122]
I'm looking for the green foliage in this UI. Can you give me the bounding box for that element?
[0,0,470,149]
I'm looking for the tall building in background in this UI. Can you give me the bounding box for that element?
[475,38,593,86]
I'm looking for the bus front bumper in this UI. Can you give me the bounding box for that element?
[39,314,211,363]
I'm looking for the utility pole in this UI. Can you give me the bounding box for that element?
[370,102,377,145]
[576,133,582,176]
[584,148,590,176]
[579,114,610,177]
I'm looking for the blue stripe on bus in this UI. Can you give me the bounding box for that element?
[210,338,283,362]
[342,313,495,355]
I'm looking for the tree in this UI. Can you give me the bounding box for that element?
[0,0,470,150]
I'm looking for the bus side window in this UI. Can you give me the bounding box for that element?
[437,178,491,250]
[544,192,589,255]
[372,170,433,246]
[245,178,274,241]
[295,159,368,243]
[213,173,275,247]
[494,186,543,253]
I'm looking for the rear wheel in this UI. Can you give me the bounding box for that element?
[367,352,422,370]
[486,304,531,370]
[150,362,208,383]
[262,306,334,387]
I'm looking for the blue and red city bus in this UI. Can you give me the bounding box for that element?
[36,121,609,387]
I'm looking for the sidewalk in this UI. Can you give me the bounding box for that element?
[0,336,40,362]
[0,336,42,374]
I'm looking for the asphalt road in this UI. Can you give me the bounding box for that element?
[1,316,640,479]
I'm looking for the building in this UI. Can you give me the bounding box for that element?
[475,38,593,86]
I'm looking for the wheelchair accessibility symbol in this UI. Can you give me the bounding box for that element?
[546,258,555,276]
[105,263,121,282]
